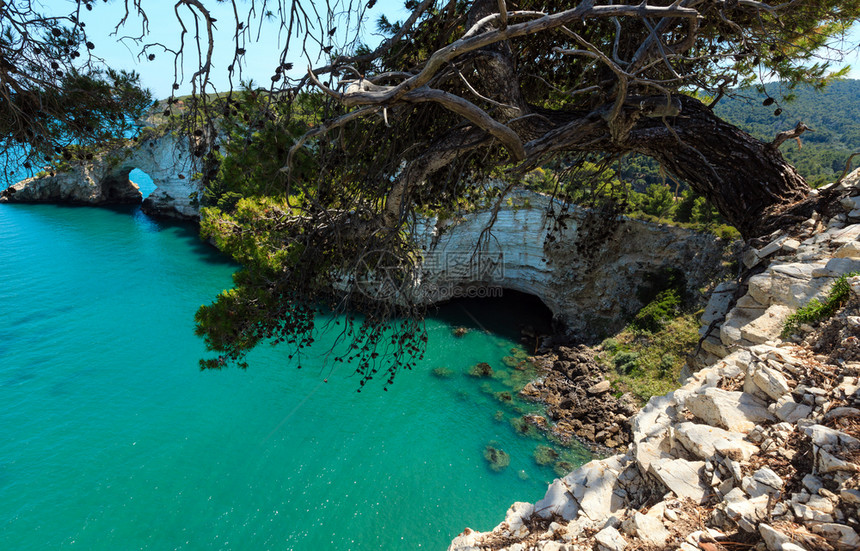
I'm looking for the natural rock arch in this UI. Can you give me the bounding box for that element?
[0,132,201,220]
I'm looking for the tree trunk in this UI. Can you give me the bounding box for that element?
[627,95,809,238]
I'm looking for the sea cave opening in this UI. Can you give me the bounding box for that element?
[428,288,555,349]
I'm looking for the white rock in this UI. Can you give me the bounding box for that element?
[811,524,860,551]
[714,438,759,462]
[563,456,627,521]
[534,479,579,520]
[740,467,783,499]
[726,495,769,532]
[701,282,737,324]
[841,195,860,211]
[649,458,710,504]
[743,248,762,269]
[806,494,835,514]
[685,388,774,433]
[540,542,571,551]
[841,488,860,504]
[802,474,824,493]
[835,241,860,258]
[851,275,860,297]
[594,526,627,551]
[827,223,860,246]
[740,304,793,344]
[758,236,790,258]
[818,449,860,474]
[812,257,860,277]
[774,397,813,424]
[801,423,860,448]
[782,239,801,254]
[503,502,534,535]
[673,422,758,461]
[792,501,834,523]
[759,523,792,551]
[752,363,792,400]
[587,380,611,395]
[628,512,670,547]
[747,265,833,310]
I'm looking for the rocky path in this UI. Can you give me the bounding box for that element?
[448,171,860,551]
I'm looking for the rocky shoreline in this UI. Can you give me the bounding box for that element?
[449,171,860,551]
[519,345,638,454]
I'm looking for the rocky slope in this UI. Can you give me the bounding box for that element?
[0,132,200,220]
[449,171,860,551]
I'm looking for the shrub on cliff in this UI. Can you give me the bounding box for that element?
[632,289,683,333]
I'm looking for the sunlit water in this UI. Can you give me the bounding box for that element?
[0,175,589,549]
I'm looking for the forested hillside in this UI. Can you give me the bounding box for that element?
[714,79,860,187]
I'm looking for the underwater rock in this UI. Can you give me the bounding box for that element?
[483,445,511,472]
[468,362,494,377]
[431,366,455,378]
[534,445,559,466]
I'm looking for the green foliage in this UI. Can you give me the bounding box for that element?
[782,272,859,337]
[613,351,640,375]
[201,89,320,207]
[599,311,700,403]
[600,338,619,353]
[714,81,860,185]
[639,184,675,219]
[631,289,683,333]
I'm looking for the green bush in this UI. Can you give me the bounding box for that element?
[782,272,859,337]
[601,337,620,353]
[657,355,676,379]
[632,289,682,333]
[614,351,640,374]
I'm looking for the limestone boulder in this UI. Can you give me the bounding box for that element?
[673,422,758,461]
[649,457,710,504]
[685,388,774,433]
[751,363,792,400]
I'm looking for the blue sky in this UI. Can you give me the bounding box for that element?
[59,0,860,98]
[70,0,409,96]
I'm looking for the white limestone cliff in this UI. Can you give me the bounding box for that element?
[0,132,200,220]
[410,190,724,339]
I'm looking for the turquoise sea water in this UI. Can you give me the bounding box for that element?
[0,197,588,549]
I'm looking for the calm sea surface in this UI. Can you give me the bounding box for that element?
[0,172,588,550]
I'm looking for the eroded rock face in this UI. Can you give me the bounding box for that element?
[0,132,200,220]
[411,190,723,340]
[0,163,142,204]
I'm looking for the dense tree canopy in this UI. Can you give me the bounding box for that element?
[3,0,860,385]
